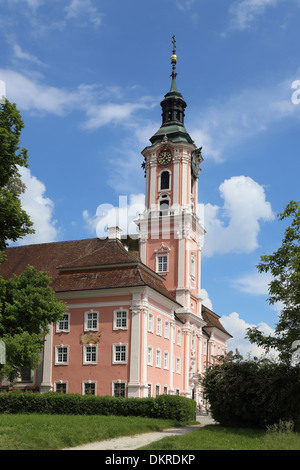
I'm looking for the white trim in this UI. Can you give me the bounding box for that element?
[112,343,128,364]
[155,348,161,368]
[56,312,70,333]
[83,344,98,365]
[147,346,153,366]
[84,309,99,332]
[113,308,128,330]
[82,381,97,395]
[55,345,69,365]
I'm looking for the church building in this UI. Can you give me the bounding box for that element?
[0,40,231,407]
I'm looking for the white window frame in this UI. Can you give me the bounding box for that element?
[176,357,181,374]
[112,381,127,397]
[113,344,127,364]
[159,169,172,192]
[157,254,168,273]
[164,351,169,370]
[177,328,181,346]
[147,346,153,366]
[83,344,98,364]
[84,310,99,331]
[156,348,161,368]
[164,321,170,339]
[113,309,128,330]
[56,313,70,333]
[148,312,154,333]
[156,316,162,336]
[55,345,69,365]
[55,381,68,393]
[82,381,97,395]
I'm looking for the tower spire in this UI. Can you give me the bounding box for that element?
[170,35,178,93]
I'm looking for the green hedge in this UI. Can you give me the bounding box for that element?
[203,358,300,431]
[0,391,196,422]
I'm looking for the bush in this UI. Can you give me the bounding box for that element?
[0,391,196,423]
[202,356,300,431]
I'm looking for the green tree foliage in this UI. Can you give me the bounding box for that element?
[246,201,300,364]
[0,99,34,254]
[202,354,300,430]
[0,266,66,384]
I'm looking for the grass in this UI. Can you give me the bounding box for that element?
[1,414,299,450]
[139,424,300,451]
[0,414,180,450]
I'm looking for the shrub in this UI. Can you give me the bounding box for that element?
[202,356,300,431]
[0,391,196,422]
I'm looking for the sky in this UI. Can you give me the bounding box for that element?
[1,0,300,358]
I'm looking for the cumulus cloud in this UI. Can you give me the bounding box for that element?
[17,166,59,245]
[221,311,276,358]
[200,175,274,257]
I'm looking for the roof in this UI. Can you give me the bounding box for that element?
[0,237,178,304]
[202,305,233,338]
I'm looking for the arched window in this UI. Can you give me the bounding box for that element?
[160,171,170,190]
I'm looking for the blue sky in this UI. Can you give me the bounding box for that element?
[1,0,300,357]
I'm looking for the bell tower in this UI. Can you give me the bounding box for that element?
[136,37,205,321]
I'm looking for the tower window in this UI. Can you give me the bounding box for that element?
[157,254,168,273]
[160,171,170,190]
[159,199,169,216]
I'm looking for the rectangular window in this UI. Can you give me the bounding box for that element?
[163,386,168,394]
[84,311,98,331]
[164,321,170,339]
[148,312,154,332]
[164,351,169,369]
[56,346,68,364]
[156,317,162,336]
[157,255,168,273]
[55,382,67,393]
[114,382,126,397]
[177,328,181,346]
[83,382,96,395]
[114,310,128,330]
[56,313,70,332]
[113,344,127,363]
[176,357,181,374]
[147,383,152,397]
[84,345,97,364]
[147,346,153,365]
[156,349,161,368]
[155,384,160,396]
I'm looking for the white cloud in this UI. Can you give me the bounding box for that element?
[221,311,276,358]
[17,166,59,245]
[65,0,103,27]
[12,44,45,66]
[233,271,272,295]
[200,175,274,257]
[190,74,298,162]
[229,0,280,31]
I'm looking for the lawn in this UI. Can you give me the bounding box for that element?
[0,414,179,450]
[139,424,300,451]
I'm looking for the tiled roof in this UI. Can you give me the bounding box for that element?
[202,305,232,338]
[0,237,178,304]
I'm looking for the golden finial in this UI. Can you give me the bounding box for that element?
[171,35,177,64]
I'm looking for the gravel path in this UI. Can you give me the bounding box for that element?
[63,415,216,451]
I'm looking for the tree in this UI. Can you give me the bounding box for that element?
[246,200,300,364]
[0,99,34,255]
[0,266,66,384]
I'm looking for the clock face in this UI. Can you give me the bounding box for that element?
[157,149,172,167]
